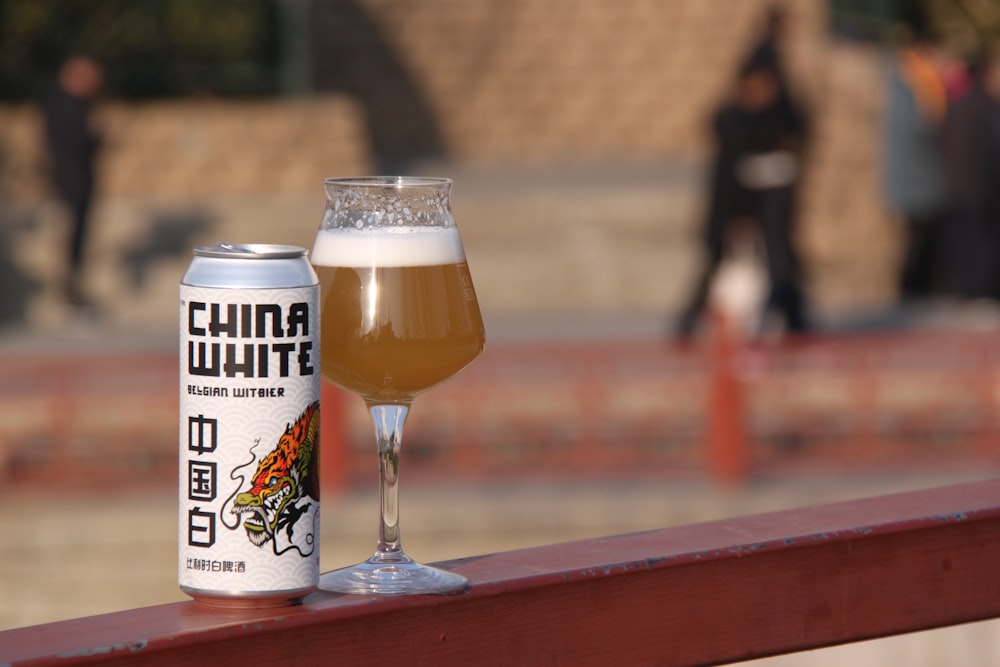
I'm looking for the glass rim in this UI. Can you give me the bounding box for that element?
[323,176,452,188]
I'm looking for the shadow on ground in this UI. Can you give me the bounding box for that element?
[0,208,43,328]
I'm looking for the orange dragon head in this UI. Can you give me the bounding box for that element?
[231,401,319,548]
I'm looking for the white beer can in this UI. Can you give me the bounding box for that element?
[179,243,320,606]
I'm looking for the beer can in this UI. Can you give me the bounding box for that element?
[178,243,320,606]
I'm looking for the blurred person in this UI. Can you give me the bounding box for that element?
[940,50,1000,301]
[882,32,950,301]
[742,5,812,335]
[40,54,104,313]
[744,4,795,114]
[675,63,767,338]
[676,49,810,338]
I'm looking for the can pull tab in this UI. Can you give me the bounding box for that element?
[217,243,258,255]
[192,243,308,259]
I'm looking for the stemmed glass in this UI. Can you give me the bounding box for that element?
[312,176,485,594]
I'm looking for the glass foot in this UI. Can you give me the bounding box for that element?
[319,552,469,595]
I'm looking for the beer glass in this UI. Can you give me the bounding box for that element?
[312,176,485,594]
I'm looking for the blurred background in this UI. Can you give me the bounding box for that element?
[1,0,999,663]
[2,0,1000,330]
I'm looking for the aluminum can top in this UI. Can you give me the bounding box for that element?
[183,243,316,289]
[192,243,308,260]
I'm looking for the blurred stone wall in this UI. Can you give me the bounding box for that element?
[0,0,896,333]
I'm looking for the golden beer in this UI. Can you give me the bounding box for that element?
[311,225,485,403]
[317,261,485,402]
[314,176,483,595]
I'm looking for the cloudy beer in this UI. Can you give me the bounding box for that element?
[312,227,484,402]
[313,176,484,594]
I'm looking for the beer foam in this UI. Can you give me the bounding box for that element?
[311,226,466,267]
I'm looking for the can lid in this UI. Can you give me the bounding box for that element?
[193,243,308,259]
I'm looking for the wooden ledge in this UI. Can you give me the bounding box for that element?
[3,480,999,666]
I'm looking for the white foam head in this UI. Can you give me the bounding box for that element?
[311,226,466,267]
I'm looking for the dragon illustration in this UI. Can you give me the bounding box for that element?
[231,401,320,550]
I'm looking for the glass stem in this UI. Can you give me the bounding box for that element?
[368,402,409,560]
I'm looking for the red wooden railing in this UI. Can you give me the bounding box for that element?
[0,350,178,488]
[1,479,998,666]
[2,329,999,490]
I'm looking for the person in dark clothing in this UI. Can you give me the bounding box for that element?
[676,56,810,338]
[744,5,795,115]
[41,55,104,309]
[940,52,1000,300]
[675,69,762,338]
